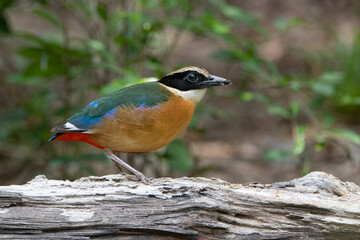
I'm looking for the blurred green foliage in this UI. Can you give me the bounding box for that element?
[0,0,266,183]
[215,14,360,174]
[1,0,360,183]
[246,24,360,174]
[312,33,360,112]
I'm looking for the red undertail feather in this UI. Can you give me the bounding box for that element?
[52,132,105,149]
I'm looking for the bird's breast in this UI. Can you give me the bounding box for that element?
[90,95,196,152]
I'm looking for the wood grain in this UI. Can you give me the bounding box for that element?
[0,171,359,239]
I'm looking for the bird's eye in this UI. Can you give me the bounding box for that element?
[187,73,197,82]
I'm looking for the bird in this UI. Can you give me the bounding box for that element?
[50,66,231,184]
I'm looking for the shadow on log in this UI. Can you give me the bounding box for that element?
[0,171,359,239]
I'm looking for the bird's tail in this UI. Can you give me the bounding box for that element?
[49,133,63,141]
[49,123,85,141]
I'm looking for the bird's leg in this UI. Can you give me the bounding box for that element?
[112,159,123,171]
[110,158,141,182]
[104,148,152,184]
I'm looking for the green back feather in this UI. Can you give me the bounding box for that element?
[67,82,171,129]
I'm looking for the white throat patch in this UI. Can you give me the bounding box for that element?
[161,84,207,103]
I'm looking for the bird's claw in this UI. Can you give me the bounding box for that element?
[119,171,153,184]
[139,175,153,185]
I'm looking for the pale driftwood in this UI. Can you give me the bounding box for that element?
[0,172,359,240]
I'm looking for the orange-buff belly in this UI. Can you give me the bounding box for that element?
[86,95,196,153]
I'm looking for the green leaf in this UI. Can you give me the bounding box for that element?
[267,104,289,118]
[311,81,335,97]
[212,48,244,61]
[208,0,265,35]
[294,125,306,156]
[327,128,360,145]
[311,71,343,97]
[0,0,14,11]
[321,112,335,128]
[18,47,43,59]
[23,58,66,78]
[310,95,325,110]
[16,32,64,48]
[220,5,252,22]
[0,14,10,34]
[85,39,107,51]
[314,134,326,152]
[264,148,292,162]
[320,71,343,84]
[6,73,42,85]
[289,102,300,117]
[164,139,193,173]
[201,11,230,36]
[252,93,271,103]
[0,0,14,34]
[240,92,253,101]
[32,8,61,28]
[97,2,108,21]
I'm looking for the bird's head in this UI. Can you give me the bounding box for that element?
[158,66,231,103]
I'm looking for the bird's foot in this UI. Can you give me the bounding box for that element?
[137,174,153,185]
[120,171,153,184]
[119,172,139,181]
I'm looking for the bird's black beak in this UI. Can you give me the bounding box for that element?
[209,75,231,86]
[200,75,231,88]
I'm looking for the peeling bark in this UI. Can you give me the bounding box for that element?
[0,171,359,239]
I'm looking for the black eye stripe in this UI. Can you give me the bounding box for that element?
[158,70,207,91]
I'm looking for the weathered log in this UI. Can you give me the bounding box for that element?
[0,171,359,239]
